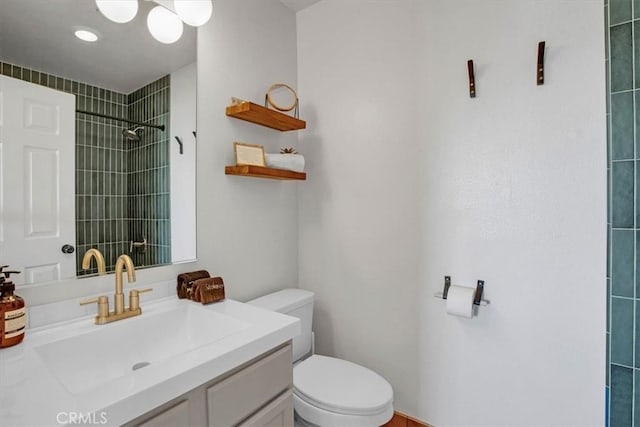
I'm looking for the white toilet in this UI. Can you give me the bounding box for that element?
[248,288,393,427]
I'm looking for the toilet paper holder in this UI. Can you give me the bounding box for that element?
[434,276,490,306]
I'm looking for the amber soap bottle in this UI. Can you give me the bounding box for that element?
[0,268,25,348]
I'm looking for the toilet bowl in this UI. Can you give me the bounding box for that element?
[248,289,393,427]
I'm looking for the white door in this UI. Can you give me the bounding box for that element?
[0,75,76,285]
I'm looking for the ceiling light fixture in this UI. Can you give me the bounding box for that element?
[95,0,212,44]
[147,5,184,44]
[95,0,138,23]
[174,0,213,27]
[74,29,99,42]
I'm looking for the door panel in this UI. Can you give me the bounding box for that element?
[0,75,75,284]
[23,99,60,134]
[24,146,59,237]
[23,263,60,284]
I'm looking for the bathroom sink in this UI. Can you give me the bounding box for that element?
[34,303,249,395]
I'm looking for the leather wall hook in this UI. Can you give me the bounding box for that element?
[537,41,546,85]
[467,59,476,98]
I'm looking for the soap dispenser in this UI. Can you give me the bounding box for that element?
[0,267,25,348]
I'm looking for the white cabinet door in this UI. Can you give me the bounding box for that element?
[0,75,76,284]
[238,392,294,427]
[135,400,190,427]
[207,345,292,427]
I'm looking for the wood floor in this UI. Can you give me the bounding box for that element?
[382,411,430,427]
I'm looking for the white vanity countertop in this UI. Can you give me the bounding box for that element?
[0,296,300,427]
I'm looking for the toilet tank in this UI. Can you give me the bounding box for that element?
[247,288,314,362]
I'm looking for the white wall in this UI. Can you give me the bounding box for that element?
[298,0,606,425]
[195,0,301,301]
[297,0,423,415]
[418,1,606,425]
[170,62,197,263]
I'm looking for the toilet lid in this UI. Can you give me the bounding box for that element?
[293,355,393,416]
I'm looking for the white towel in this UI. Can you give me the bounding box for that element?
[265,154,305,172]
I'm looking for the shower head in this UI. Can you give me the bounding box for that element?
[122,126,144,141]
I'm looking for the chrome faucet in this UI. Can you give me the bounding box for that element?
[80,254,151,325]
[81,248,106,275]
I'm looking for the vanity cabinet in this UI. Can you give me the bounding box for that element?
[127,343,293,427]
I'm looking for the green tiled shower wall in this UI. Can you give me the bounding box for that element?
[606,0,640,425]
[126,77,171,268]
[75,83,130,275]
[0,61,171,275]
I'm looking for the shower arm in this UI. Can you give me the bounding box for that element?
[76,109,165,131]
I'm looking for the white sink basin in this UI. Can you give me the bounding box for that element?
[34,304,249,395]
[1,296,300,427]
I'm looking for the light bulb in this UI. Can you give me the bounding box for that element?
[173,0,213,27]
[147,6,184,44]
[95,0,138,23]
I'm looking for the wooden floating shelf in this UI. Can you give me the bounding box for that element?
[225,165,306,180]
[226,101,306,131]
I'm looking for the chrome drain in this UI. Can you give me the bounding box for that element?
[132,362,151,371]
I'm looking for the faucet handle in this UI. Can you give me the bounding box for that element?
[80,295,109,319]
[129,288,153,311]
[80,296,104,305]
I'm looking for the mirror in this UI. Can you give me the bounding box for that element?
[0,0,197,285]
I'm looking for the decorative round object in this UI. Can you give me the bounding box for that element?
[266,83,298,112]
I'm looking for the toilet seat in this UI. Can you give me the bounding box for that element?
[293,355,393,426]
[294,394,393,427]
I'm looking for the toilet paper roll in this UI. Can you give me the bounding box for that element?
[446,285,476,318]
